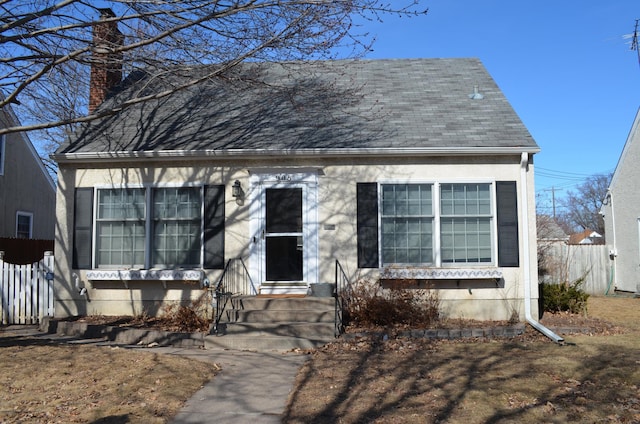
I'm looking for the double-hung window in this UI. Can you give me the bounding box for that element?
[16,212,33,239]
[380,182,494,267]
[73,184,225,270]
[95,186,202,269]
[96,188,146,267]
[381,184,434,265]
[152,187,201,267]
[440,183,492,264]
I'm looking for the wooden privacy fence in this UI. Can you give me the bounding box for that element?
[0,251,54,324]
[540,244,610,295]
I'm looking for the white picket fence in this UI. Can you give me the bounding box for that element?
[0,251,55,324]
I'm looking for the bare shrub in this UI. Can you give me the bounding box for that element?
[347,279,440,328]
[157,291,212,333]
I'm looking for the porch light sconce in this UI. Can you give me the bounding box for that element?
[232,180,244,204]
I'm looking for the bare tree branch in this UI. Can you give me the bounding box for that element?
[0,0,426,180]
[557,173,612,235]
[1,0,427,134]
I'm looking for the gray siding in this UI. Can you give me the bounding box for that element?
[602,108,640,293]
[0,108,56,240]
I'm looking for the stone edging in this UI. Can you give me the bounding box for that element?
[341,323,526,341]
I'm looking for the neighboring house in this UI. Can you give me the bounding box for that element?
[601,107,640,295]
[568,229,603,245]
[537,215,568,244]
[0,99,56,240]
[536,214,568,283]
[52,13,542,320]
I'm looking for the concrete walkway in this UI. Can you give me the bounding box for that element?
[159,347,309,424]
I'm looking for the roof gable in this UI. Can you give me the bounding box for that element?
[1,101,55,191]
[608,107,640,192]
[57,58,538,157]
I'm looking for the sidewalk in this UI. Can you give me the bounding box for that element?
[157,346,309,424]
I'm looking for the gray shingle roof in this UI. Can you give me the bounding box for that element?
[57,58,538,155]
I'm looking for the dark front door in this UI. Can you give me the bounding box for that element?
[264,188,303,281]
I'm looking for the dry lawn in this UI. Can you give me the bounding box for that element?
[1,296,637,424]
[0,335,217,423]
[283,296,640,424]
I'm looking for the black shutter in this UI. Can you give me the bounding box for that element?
[357,182,379,268]
[204,185,225,269]
[496,181,519,267]
[73,188,93,269]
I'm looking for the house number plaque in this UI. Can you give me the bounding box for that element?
[276,174,292,181]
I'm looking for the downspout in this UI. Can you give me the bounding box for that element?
[520,152,564,343]
[604,189,617,296]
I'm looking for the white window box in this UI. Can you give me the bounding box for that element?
[86,269,203,289]
[380,267,503,281]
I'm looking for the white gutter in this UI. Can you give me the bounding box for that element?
[52,146,541,164]
[520,152,564,344]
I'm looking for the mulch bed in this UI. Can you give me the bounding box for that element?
[65,310,625,346]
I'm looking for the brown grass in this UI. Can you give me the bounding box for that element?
[1,296,637,423]
[283,296,640,423]
[0,338,217,423]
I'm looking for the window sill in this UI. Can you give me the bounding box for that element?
[380,267,503,280]
[86,269,203,289]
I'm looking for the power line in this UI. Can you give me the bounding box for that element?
[540,186,563,218]
[535,167,599,177]
[535,167,614,194]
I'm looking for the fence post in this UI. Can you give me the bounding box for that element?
[0,251,6,324]
[44,251,54,318]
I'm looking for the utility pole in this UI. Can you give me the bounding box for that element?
[542,187,563,218]
[632,19,639,69]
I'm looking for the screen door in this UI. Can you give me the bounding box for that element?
[264,188,303,281]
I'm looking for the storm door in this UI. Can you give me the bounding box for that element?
[265,188,303,281]
[248,171,319,293]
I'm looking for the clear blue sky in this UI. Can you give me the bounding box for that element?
[354,1,639,212]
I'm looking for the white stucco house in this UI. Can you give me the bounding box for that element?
[601,107,640,295]
[51,54,544,323]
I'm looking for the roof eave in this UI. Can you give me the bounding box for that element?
[53,146,540,164]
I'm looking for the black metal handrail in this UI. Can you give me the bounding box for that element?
[212,258,256,334]
[334,259,351,337]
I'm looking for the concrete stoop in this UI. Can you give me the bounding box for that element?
[207,296,336,352]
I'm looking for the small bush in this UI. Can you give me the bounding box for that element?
[159,292,212,332]
[541,278,589,314]
[345,280,440,327]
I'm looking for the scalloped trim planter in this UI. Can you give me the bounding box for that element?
[380,267,503,280]
[86,269,203,288]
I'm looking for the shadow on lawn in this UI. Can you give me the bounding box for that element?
[283,336,639,423]
[91,414,130,424]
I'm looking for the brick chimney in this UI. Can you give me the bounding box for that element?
[89,8,124,113]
